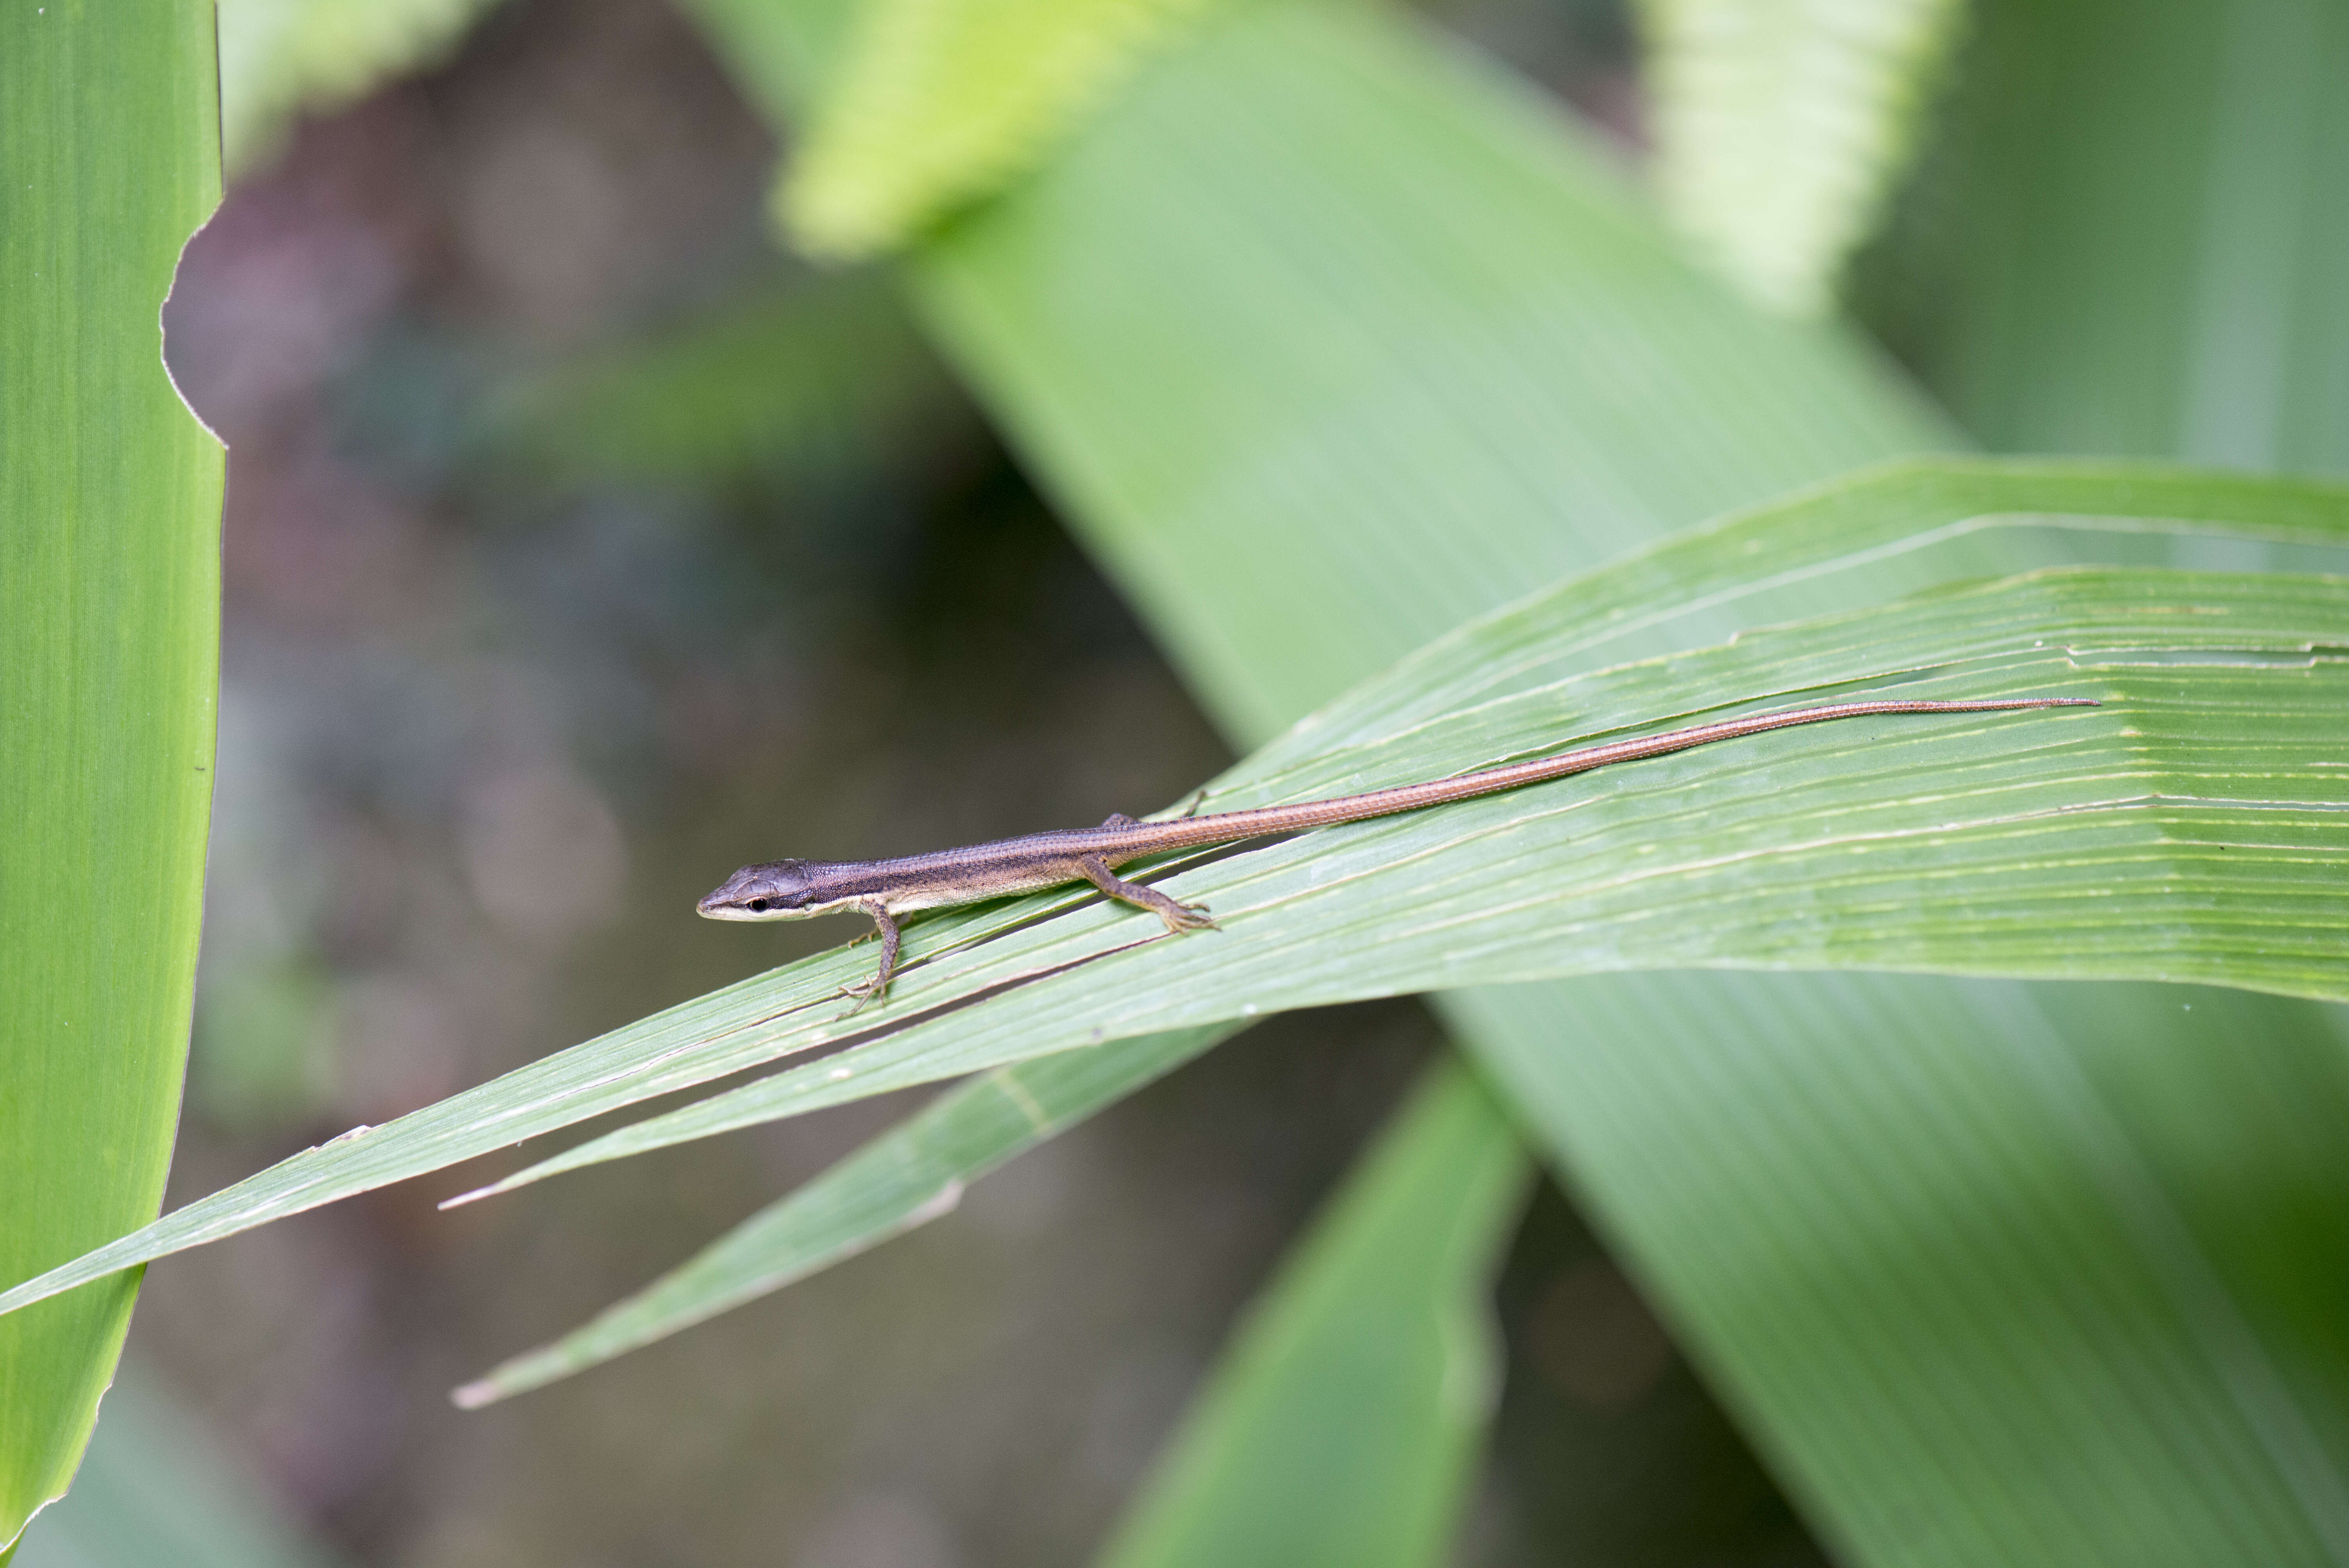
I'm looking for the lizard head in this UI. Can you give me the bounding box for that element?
[697,860,821,920]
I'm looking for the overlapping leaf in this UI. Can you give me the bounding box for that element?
[428,464,2349,1405]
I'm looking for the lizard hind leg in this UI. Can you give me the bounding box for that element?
[1076,855,1217,934]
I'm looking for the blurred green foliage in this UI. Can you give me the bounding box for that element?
[1099,1060,1529,1568]
[782,0,1237,257]
[1639,0,1970,315]
[12,1372,345,1568]
[479,273,955,484]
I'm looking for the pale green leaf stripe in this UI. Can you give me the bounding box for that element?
[1098,1059,1530,1568]
[783,0,1230,257]
[0,4,224,1550]
[1640,0,1969,315]
[450,1024,1237,1406]
[0,466,2338,1325]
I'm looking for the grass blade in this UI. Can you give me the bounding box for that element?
[450,1024,1239,1405]
[1096,1058,1530,1568]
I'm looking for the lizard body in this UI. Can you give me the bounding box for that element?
[697,697,2095,1005]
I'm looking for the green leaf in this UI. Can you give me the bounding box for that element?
[450,1023,1239,1406]
[10,3,2345,1559]
[1856,0,2349,470]
[0,2,224,1550]
[216,0,507,174]
[2,463,2340,1335]
[781,0,1233,258]
[1454,955,2349,1565]
[1096,1058,1529,1568]
[1638,0,1970,315]
[877,7,2349,1559]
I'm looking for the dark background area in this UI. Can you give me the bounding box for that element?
[80,0,1815,1562]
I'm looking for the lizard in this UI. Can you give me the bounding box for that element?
[697,697,2096,1008]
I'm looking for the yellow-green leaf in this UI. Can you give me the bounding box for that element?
[1640,0,1969,315]
[781,0,1236,258]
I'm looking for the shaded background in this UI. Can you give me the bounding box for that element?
[24,0,1817,1563]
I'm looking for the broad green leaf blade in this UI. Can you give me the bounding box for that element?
[782,0,1229,258]
[0,469,2337,1322]
[0,2,224,1550]
[1807,12,2349,1553]
[864,5,2349,1559]
[1097,1058,1530,1568]
[1639,0,1969,315]
[216,0,506,174]
[1858,0,2349,471]
[450,1024,1239,1406]
[1456,969,2349,1565]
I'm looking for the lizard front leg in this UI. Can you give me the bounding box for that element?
[838,900,904,1014]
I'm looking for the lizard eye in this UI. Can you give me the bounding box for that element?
[747,898,769,912]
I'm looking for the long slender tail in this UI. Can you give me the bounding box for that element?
[1146,697,2100,848]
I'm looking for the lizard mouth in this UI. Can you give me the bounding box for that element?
[697,896,766,919]
[697,888,811,919]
